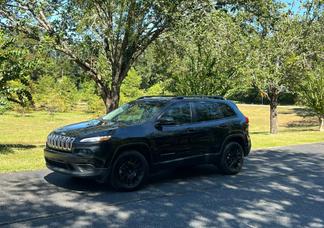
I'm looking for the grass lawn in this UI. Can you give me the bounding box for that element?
[0,105,323,173]
[238,104,324,148]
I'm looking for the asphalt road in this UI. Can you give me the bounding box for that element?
[0,143,324,228]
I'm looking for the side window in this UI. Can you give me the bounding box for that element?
[159,103,191,125]
[219,103,236,117]
[194,101,223,122]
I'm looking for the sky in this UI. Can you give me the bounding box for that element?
[281,0,305,14]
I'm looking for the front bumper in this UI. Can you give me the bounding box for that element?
[44,148,109,178]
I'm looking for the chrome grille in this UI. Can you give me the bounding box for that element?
[47,134,75,151]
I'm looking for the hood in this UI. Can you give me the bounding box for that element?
[53,119,120,138]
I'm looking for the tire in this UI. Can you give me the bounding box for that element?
[217,142,244,175]
[110,150,149,191]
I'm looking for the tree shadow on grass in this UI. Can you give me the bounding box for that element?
[280,107,319,130]
[0,144,37,155]
[286,119,318,129]
[291,107,315,117]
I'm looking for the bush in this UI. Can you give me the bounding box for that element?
[34,75,78,113]
[78,81,105,114]
[120,69,144,104]
[0,98,11,115]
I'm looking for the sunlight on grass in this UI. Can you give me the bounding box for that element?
[238,104,324,149]
[0,111,96,145]
[0,105,323,173]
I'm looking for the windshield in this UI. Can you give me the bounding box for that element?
[101,101,167,124]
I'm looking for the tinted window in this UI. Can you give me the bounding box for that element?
[194,101,223,122]
[219,103,236,117]
[160,103,191,125]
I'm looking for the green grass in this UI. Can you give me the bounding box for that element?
[0,105,323,173]
[0,111,96,145]
[0,111,95,173]
[0,146,44,172]
[238,104,324,149]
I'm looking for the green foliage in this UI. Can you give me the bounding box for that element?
[145,83,168,96]
[0,0,211,112]
[120,68,170,104]
[0,31,34,108]
[120,69,144,105]
[153,11,248,97]
[0,0,323,116]
[241,9,305,102]
[78,81,105,114]
[298,64,324,119]
[34,75,78,113]
[135,42,173,89]
[0,97,11,114]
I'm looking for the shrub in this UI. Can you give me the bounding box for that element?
[34,75,78,113]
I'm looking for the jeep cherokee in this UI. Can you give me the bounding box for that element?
[44,96,251,191]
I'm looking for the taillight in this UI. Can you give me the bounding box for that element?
[245,116,249,124]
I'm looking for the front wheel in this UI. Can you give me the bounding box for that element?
[110,150,149,191]
[217,142,244,175]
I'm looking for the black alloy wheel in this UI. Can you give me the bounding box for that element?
[110,150,148,191]
[218,142,244,175]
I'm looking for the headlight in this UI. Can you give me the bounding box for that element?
[80,136,111,143]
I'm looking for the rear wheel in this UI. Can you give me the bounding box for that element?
[217,142,244,175]
[110,150,149,191]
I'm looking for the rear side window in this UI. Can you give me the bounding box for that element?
[193,101,223,122]
[219,103,236,117]
[160,102,191,125]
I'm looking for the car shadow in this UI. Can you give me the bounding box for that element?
[44,164,221,192]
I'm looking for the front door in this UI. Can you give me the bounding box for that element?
[152,102,194,163]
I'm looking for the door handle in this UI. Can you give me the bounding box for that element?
[186,128,196,133]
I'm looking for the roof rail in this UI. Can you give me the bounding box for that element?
[175,96,225,100]
[136,96,176,100]
[137,95,225,100]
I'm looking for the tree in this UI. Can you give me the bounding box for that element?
[239,1,305,134]
[298,64,324,131]
[0,0,208,113]
[295,1,324,131]
[0,31,34,108]
[164,11,247,97]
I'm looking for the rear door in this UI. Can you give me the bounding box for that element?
[191,101,230,155]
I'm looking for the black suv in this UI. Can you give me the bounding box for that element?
[45,96,251,191]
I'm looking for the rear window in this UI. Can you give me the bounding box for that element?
[193,101,236,122]
[219,103,236,117]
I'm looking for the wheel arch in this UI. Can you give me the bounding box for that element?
[109,143,152,168]
[221,134,249,156]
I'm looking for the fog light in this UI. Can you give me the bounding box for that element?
[76,164,95,172]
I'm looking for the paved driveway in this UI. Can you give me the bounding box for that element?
[0,143,324,228]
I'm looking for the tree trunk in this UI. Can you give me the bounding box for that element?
[269,96,279,134]
[320,117,324,132]
[100,55,132,113]
[103,84,121,113]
